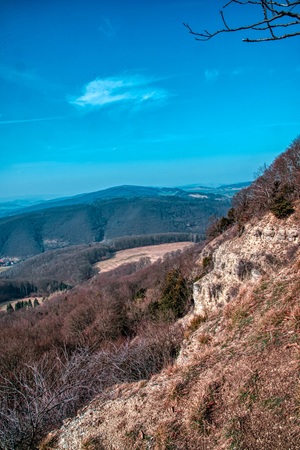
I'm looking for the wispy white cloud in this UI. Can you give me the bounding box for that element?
[70,74,169,109]
[0,115,68,125]
[204,69,219,82]
[98,18,118,37]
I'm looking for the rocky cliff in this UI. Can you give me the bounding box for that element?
[41,208,300,450]
[193,208,300,315]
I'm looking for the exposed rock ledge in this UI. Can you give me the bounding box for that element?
[193,210,300,315]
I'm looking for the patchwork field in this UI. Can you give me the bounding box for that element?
[95,241,193,273]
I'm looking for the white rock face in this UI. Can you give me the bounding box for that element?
[193,212,300,315]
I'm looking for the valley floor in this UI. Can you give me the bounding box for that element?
[95,242,193,274]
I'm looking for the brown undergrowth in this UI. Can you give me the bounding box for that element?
[44,255,300,449]
[152,261,300,450]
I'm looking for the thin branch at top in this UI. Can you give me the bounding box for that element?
[184,0,300,42]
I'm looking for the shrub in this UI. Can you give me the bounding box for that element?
[82,436,105,450]
[207,217,232,240]
[0,243,201,448]
[198,333,211,345]
[6,303,13,313]
[270,195,295,219]
[233,137,300,222]
[150,268,191,320]
[202,255,213,272]
[185,314,207,338]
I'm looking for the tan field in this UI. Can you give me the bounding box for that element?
[95,241,194,274]
[0,243,193,312]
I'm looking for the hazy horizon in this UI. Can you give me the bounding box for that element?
[1,0,299,199]
[0,179,251,203]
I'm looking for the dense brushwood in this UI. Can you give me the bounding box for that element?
[0,244,202,449]
[0,234,200,302]
[207,137,300,239]
[234,137,300,220]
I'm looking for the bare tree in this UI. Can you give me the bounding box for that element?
[184,1,300,42]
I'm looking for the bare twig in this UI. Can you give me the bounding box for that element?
[184,0,300,42]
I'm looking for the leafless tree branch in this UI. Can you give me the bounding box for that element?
[184,0,300,42]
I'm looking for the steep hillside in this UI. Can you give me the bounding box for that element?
[42,208,300,449]
[0,196,229,258]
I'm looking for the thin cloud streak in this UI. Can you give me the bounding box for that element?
[98,18,118,37]
[0,116,69,125]
[70,74,169,109]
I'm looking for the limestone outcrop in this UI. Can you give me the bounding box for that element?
[193,210,300,315]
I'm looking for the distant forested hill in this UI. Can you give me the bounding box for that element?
[0,183,248,218]
[0,194,230,258]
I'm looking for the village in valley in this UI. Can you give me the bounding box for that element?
[0,257,21,270]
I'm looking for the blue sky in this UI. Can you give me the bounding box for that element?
[0,0,299,199]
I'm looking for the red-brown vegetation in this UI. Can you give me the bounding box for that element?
[0,244,201,449]
[207,137,300,240]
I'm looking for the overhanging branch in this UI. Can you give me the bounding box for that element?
[184,0,300,42]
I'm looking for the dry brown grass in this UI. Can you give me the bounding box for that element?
[146,272,300,449]
[82,436,105,450]
[40,247,300,449]
[184,314,208,339]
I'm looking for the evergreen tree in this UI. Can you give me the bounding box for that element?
[159,268,190,319]
[6,303,14,313]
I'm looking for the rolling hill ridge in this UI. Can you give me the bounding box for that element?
[0,190,231,258]
[0,183,248,218]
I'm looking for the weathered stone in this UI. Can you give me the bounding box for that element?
[193,212,300,314]
[264,226,275,238]
[287,228,299,241]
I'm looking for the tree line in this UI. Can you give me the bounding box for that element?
[0,233,204,303]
